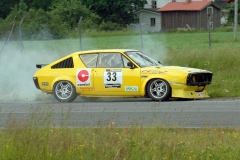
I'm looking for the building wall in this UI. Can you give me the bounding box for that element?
[134,11,161,32]
[161,4,221,31]
[199,4,222,28]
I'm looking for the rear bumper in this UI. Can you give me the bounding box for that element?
[33,77,40,89]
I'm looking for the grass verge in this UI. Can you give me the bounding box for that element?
[1,114,240,159]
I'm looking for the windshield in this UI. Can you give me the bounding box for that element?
[125,51,162,67]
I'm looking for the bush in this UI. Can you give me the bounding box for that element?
[99,21,124,31]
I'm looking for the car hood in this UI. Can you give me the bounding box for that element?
[162,66,211,73]
[146,66,211,73]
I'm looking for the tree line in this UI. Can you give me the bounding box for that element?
[0,0,146,39]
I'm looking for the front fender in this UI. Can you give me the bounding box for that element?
[140,74,172,96]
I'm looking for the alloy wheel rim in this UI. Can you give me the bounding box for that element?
[55,81,73,99]
[150,79,167,99]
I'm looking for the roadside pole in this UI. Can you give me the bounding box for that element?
[208,14,212,48]
[19,18,24,54]
[139,13,143,50]
[78,17,83,51]
[234,0,238,40]
[0,16,16,54]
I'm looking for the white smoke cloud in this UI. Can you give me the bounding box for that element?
[0,40,60,102]
[0,32,167,102]
[141,34,167,63]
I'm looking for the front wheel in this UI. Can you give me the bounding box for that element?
[147,79,171,101]
[53,81,77,103]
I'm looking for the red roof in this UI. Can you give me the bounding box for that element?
[158,1,213,12]
[225,0,234,3]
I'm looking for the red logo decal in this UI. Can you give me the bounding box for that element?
[77,70,89,82]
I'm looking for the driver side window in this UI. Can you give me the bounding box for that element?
[97,53,128,68]
[122,56,132,68]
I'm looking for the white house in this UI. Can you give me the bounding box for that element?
[144,0,187,8]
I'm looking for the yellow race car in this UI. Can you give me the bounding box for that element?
[33,49,212,102]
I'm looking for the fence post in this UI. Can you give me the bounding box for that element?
[139,13,143,50]
[234,0,238,40]
[78,17,83,51]
[19,18,24,53]
[208,14,212,48]
[0,16,16,54]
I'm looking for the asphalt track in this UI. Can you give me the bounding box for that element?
[0,97,240,128]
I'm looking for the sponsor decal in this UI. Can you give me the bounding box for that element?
[41,82,49,86]
[142,70,165,74]
[198,92,204,97]
[141,76,148,78]
[76,69,91,86]
[104,69,122,88]
[80,87,94,92]
[105,84,121,88]
[125,86,138,91]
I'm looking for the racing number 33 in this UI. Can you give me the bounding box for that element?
[104,70,123,88]
[106,71,117,81]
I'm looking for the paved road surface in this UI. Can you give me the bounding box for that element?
[0,97,240,128]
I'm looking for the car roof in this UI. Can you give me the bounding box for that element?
[72,49,139,55]
[52,49,140,63]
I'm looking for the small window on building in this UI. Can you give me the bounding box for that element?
[207,7,213,16]
[150,18,155,26]
[152,0,156,8]
[172,0,176,2]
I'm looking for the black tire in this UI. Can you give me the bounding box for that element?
[53,81,77,103]
[147,79,171,101]
[81,97,100,102]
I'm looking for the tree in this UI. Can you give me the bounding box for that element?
[31,0,54,10]
[214,0,227,9]
[82,0,147,25]
[227,2,240,24]
[49,0,100,30]
[0,0,19,19]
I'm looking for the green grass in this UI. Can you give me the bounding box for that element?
[1,116,240,159]
[164,46,240,98]
[7,28,238,98]
[1,28,240,159]
[1,28,240,98]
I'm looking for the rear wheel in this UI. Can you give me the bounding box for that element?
[53,81,77,103]
[147,79,171,101]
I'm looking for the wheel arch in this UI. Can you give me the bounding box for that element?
[52,76,76,92]
[52,79,78,103]
[144,78,172,98]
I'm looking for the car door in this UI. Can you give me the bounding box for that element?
[93,52,141,96]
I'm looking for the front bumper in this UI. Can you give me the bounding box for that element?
[170,84,210,99]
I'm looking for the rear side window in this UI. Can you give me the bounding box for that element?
[80,54,98,68]
[51,57,74,69]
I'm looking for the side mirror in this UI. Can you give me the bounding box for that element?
[158,61,161,64]
[127,61,135,69]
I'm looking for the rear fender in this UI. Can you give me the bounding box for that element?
[52,76,76,91]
